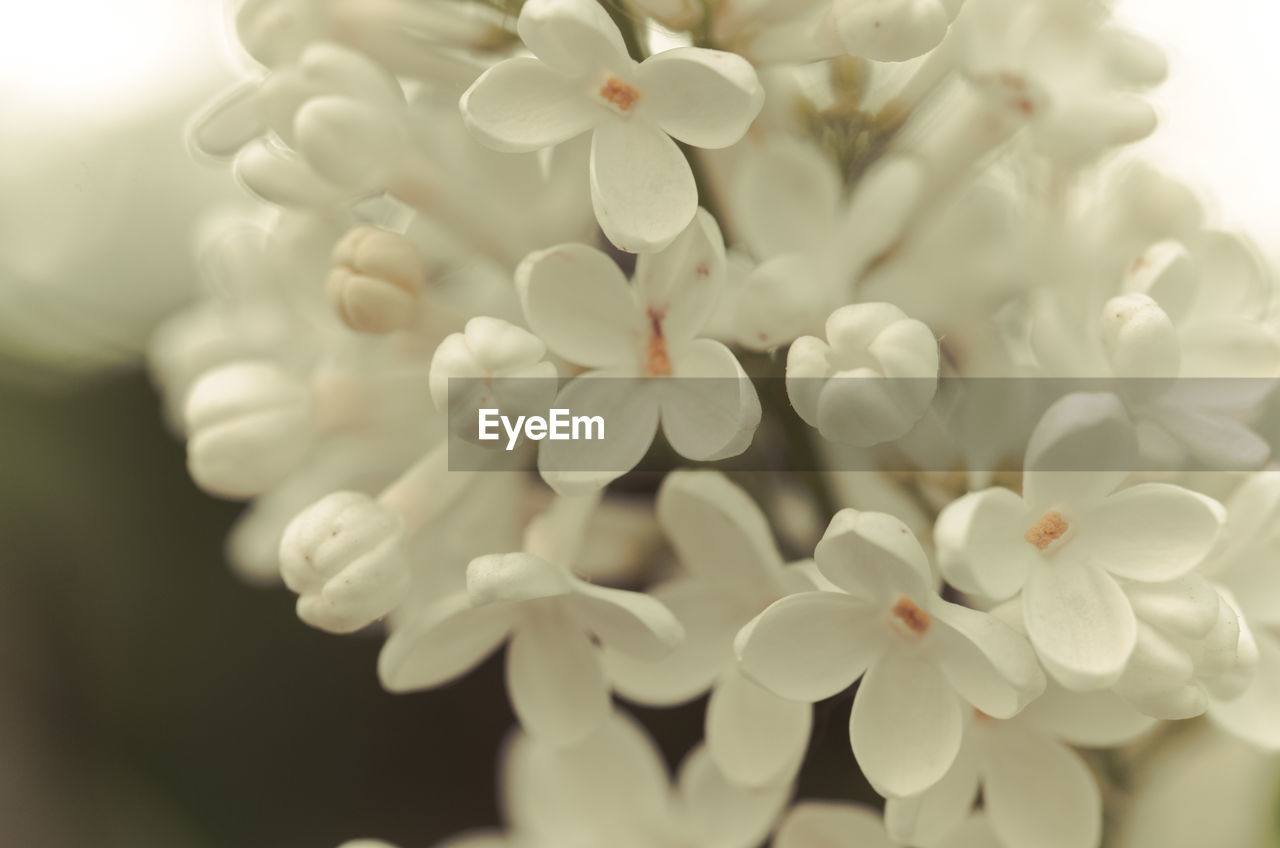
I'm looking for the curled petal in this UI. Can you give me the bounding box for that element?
[933,488,1035,600]
[467,552,574,605]
[662,339,761,462]
[516,0,633,78]
[814,509,934,601]
[377,594,514,692]
[566,578,684,660]
[929,600,1046,719]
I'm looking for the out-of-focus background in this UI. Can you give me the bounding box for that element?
[1,1,1278,846]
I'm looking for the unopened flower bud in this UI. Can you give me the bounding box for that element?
[184,361,315,499]
[326,226,424,333]
[787,303,939,447]
[279,492,409,633]
[1100,292,1180,379]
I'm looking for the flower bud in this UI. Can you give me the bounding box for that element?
[1100,292,1181,379]
[326,226,424,333]
[787,303,939,447]
[184,361,314,499]
[279,492,409,633]
[428,316,556,429]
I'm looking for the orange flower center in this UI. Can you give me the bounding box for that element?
[599,76,642,112]
[1025,510,1068,550]
[645,310,671,377]
[891,595,931,636]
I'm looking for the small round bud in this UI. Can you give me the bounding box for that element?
[184,361,315,499]
[786,303,939,447]
[279,492,410,634]
[1100,292,1180,379]
[326,226,424,334]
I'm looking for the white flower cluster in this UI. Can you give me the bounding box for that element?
[153,0,1280,845]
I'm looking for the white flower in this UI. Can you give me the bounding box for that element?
[787,302,939,447]
[279,491,410,633]
[424,709,791,848]
[1114,574,1255,719]
[1202,473,1280,748]
[886,710,1102,848]
[776,802,1001,848]
[183,360,316,498]
[728,142,925,350]
[737,508,1044,798]
[459,0,763,251]
[378,494,683,746]
[827,0,967,63]
[935,393,1225,690]
[326,225,425,333]
[428,316,558,436]
[602,471,818,787]
[516,210,760,494]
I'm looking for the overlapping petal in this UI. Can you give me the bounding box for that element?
[635,47,764,149]
[590,120,698,253]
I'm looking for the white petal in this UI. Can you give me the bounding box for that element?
[635,47,764,149]
[656,470,788,590]
[675,744,793,847]
[516,242,640,369]
[851,650,965,798]
[814,509,934,601]
[505,710,670,835]
[1073,484,1222,582]
[775,802,897,848]
[707,667,812,787]
[929,601,1046,718]
[833,0,950,62]
[734,138,841,259]
[566,578,684,660]
[603,580,748,706]
[234,140,343,206]
[516,0,633,78]
[933,488,1036,600]
[377,594,514,692]
[661,339,761,461]
[590,120,698,253]
[981,724,1102,848]
[1023,562,1136,690]
[884,744,980,848]
[507,603,610,745]
[538,374,662,495]
[737,592,886,702]
[467,552,574,605]
[460,57,598,153]
[1022,392,1136,511]
[633,208,726,345]
[293,96,408,192]
[1210,631,1280,749]
[189,82,266,157]
[736,254,831,350]
[1019,684,1157,747]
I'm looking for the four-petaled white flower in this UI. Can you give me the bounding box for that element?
[602,470,820,787]
[517,210,761,494]
[377,494,684,746]
[736,508,1045,798]
[460,0,764,252]
[935,393,1225,691]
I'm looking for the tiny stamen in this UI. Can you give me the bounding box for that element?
[599,77,642,112]
[1025,510,1068,550]
[891,595,931,636]
[645,310,672,377]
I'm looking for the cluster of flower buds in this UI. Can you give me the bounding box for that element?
[151,0,1280,845]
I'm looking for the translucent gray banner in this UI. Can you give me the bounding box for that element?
[445,377,1280,472]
